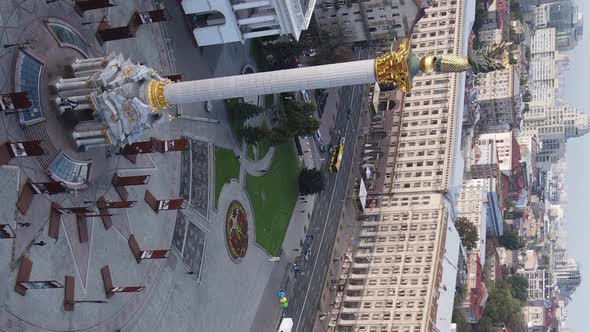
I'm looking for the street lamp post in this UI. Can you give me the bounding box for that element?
[82,20,105,26]
[3,40,33,49]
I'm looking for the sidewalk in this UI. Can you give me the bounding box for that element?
[249,136,320,332]
[318,88,342,145]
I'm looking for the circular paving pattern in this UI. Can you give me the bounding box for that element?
[225,200,249,261]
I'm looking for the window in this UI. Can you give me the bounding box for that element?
[16,51,44,124]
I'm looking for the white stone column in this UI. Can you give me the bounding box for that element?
[74,69,100,78]
[238,15,277,26]
[71,61,104,72]
[59,103,93,114]
[74,57,106,64]
[82,141,109,149]
[163,59,376,104]
[75,137,107,149]
[60,76,91,83]
[243,28,281,39]
[55,80,89,91]
[54,95,89,106]
[232,0,270,11]
[73,130,104,139]
[247,21,278,30]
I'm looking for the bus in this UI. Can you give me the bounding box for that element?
[329,144,344,173]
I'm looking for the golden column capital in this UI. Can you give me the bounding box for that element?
[147,79,171,112]
[374,41,412,92]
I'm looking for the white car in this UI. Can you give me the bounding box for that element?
[301,90,311,103]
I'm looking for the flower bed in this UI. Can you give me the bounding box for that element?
[225,200,248,261]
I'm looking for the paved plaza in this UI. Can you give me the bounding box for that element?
[0,1,316,331]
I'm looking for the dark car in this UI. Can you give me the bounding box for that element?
[303,235,314,261]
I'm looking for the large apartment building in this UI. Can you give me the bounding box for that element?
[336,194,449,331]
[313,0,430,45]
[522,104,589,170]
[333,0,471,330]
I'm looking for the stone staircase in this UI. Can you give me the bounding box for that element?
[23,122,60,169]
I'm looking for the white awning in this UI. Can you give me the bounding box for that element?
[359,178,368,210]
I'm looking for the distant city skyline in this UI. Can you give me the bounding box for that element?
[562,0,588,330]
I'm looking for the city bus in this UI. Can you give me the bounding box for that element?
[329,144,344,173]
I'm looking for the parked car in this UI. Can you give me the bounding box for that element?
[301,90,311,103]
[314,129,322,143]
[303,235,314,261]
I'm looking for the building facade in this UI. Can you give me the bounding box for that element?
[336,194,449,331]
[519,269,552,302]
[522,305,546,332]
[456,185,487,262]
[333,0,471,329]
[477,132,516,175]
[181,0,317,46]
[475,67,520,131]
[522,104,589,171]
[313,0,429,45]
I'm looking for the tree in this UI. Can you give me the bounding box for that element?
[263,41,305,70]
[478,316,495,332]
[282,100,320,137]
[499,229,524,250]
[522,91,532,103]
[227,100,263,122]
[454,217,479,251]
[298,168,325,195]
[505,210,524,219]
[510,274,528,302]
[268,128,290,146]
[241,126,269,144]
[451,308,470,332]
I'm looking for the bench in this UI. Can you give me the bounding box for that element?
[64,276,74,311]
[100,265,115,298]
[15,256,33,296]
[49,203,61,239]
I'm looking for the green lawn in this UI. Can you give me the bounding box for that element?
[247,144,255,160]
[257,140,270,160]
[215,147,241,208]
[246,142,300,256]
[225,98,243,141]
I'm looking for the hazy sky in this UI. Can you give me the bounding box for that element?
[562,1,588,330]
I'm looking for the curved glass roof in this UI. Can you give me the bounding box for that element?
[17,51,44,124]
[47,22,88,54]
[49,152,91,186]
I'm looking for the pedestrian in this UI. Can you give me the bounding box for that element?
[18,222,31,227]
[34,241,46,247]
[293,249,299,252]
[187,271,195,275]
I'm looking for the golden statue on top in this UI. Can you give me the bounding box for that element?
[376,40,515,92]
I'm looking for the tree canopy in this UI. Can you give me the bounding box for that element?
[478,280,525,331]
[510,274,529,302]
[299,168,325,195]
[499,229,525,250]
[454,217,480,251]
[241,126,269,144]
[282,100,320,137]
[262,41,305,70]
[227,100,263,122]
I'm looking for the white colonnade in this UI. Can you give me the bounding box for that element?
[163,59,377,104]
[232,0,281,40]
